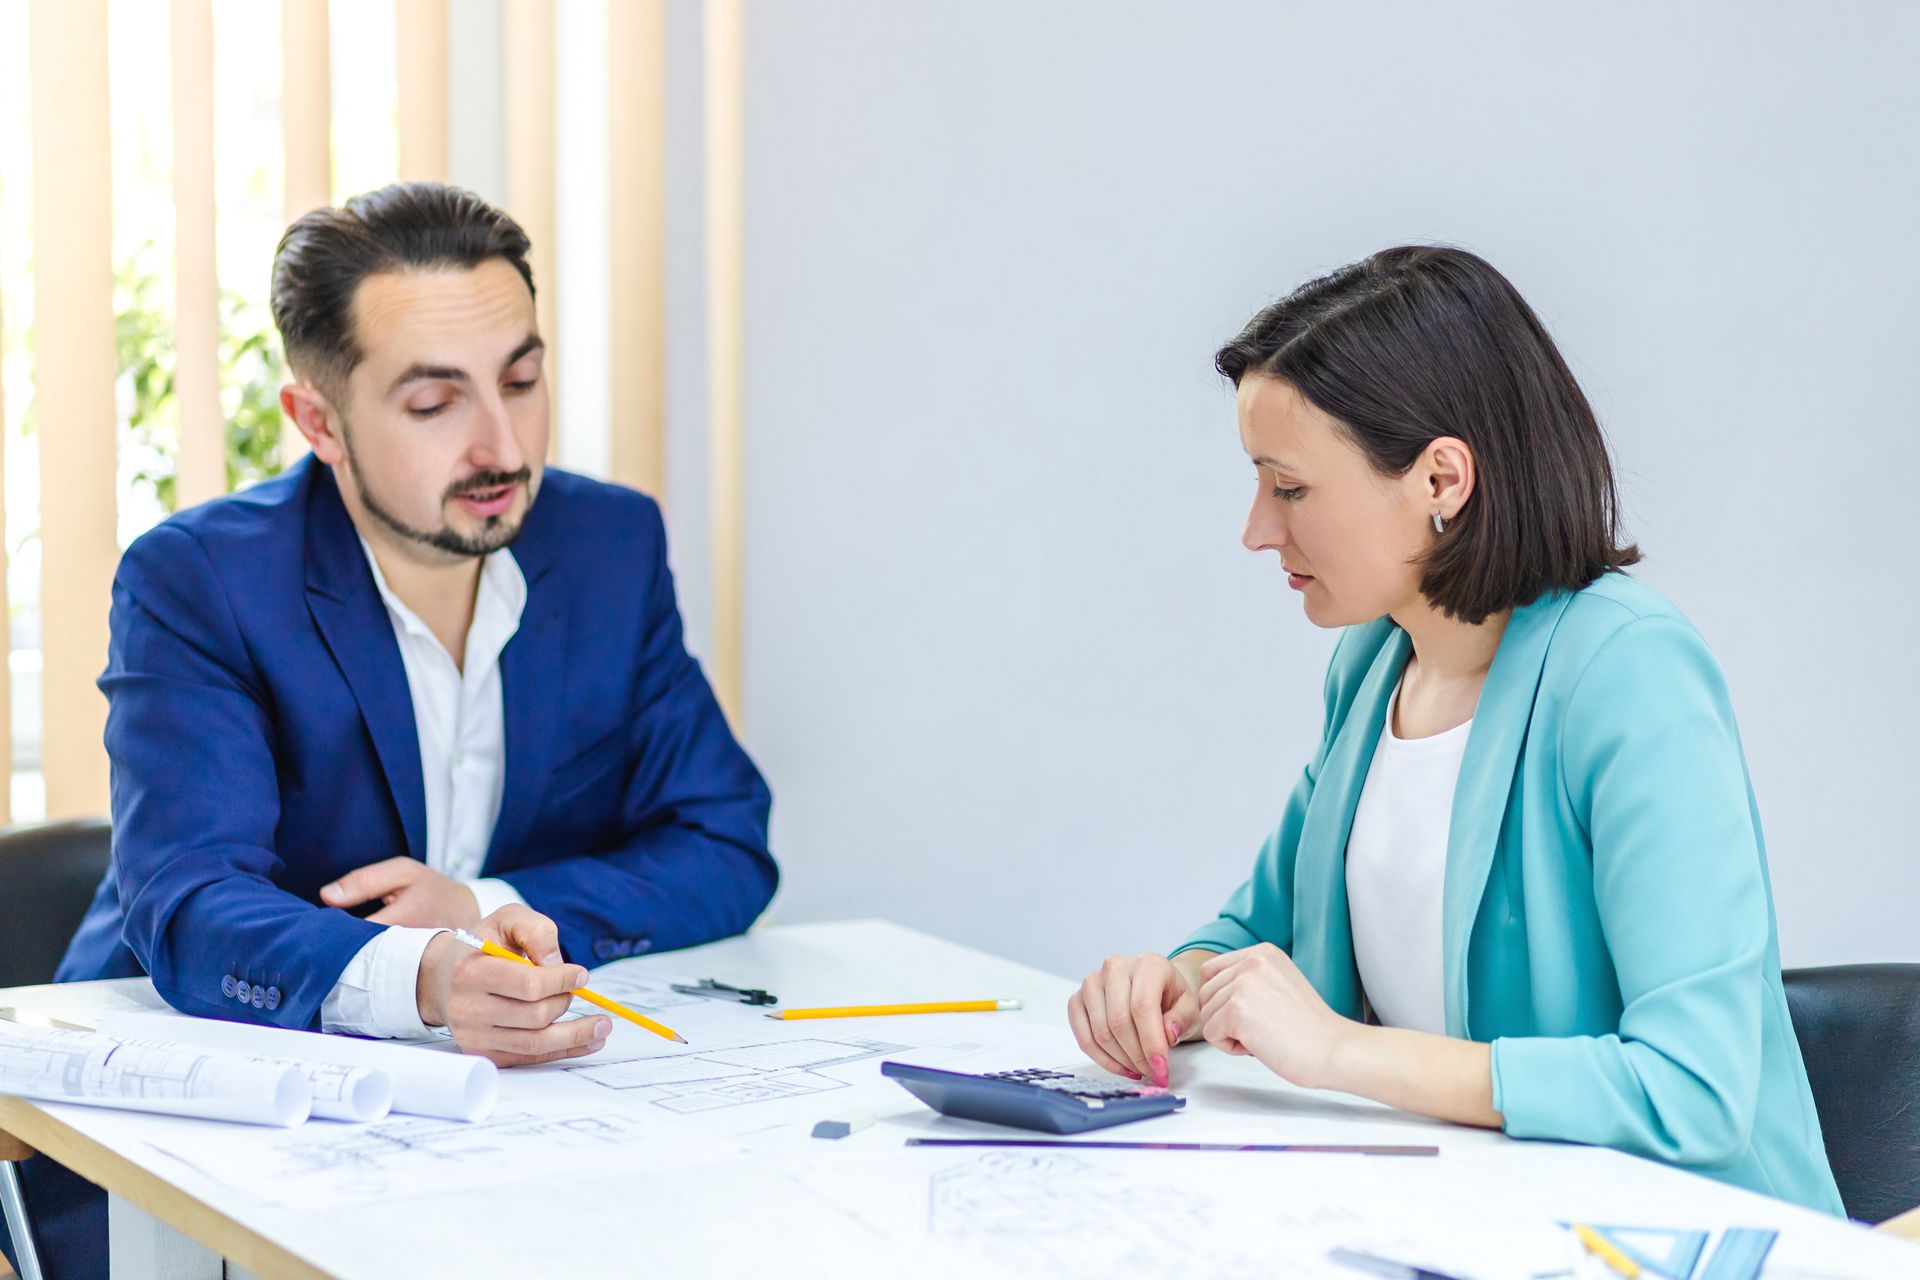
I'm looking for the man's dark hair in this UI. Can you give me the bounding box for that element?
[1216,245,1640,625]
[270,181,535,394]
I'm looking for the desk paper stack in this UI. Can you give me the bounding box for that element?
[0,1011,499,1128]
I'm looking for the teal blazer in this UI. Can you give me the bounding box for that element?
[1176,573,1843,1215]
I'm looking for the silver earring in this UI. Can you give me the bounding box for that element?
[1431,512,1446,534]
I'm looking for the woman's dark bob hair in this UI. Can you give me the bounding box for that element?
[1216,246,1639,625]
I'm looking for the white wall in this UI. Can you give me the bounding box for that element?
[447,0,506,206]
[733,1,1920,978]
[470,3,1919,978]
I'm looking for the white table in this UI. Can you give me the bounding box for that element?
[2,919,1915,1279]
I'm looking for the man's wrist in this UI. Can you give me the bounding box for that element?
[416,931,460,1027]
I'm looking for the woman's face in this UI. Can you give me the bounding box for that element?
[1237,374,1435,628]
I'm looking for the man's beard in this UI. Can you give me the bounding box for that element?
[341,424,534,559]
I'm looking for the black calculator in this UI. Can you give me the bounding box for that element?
[881,1062,1186,1134]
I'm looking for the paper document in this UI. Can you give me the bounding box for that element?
[0,1022,309,1127]
[784,1140,1573,1280]
[135,976,1085,1212]
[531,979,1079,1138]
[147,1108,722,1210]
[98,1010,497,1122]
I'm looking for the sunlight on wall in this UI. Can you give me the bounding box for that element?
[0,0,420,821]
[329,0,399,203]
[554,0,612,480]
[1,0,42,820]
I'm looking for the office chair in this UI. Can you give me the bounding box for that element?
[0,819,112,990]
[1783,964,1920,1225]
[0,817,113,1280]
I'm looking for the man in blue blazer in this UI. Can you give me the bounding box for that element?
[6,182,775,1280]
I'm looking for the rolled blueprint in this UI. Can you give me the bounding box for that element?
[108,1036,390,1122]
[0,1022,310,1127]
[99,1010,497,1122]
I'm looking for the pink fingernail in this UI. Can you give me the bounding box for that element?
[1169,1021,1182,1041]
[1149,1054,1167,1086]
[1120,1067,1142,1080]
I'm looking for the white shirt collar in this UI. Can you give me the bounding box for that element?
[356,534,528,673]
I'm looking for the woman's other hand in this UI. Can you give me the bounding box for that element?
[1197,942,1352,1089]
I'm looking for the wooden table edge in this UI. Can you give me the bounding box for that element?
[1877,1202,1920,1243]
[0,1098,334,1280]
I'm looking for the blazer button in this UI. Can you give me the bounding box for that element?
[592,938,619,962]
[264,987,281,1011]
[235,980,252,1003]
[629,938,652,955]
[221,976,237,998]
[251,987,266,1008]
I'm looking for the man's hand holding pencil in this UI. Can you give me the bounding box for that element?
[413,905,614,1067]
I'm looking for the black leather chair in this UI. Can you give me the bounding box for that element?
[1783,964,1920,1224]
[0,818,111,990]
[0,818,111,1280]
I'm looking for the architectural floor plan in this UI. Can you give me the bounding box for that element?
[559,1035,907,1113]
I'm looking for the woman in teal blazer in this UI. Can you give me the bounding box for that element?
[1068,247,1842,1216]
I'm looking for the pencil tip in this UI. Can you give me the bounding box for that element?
[673,1034,688,1044]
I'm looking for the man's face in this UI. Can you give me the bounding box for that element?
[326,260,549,562]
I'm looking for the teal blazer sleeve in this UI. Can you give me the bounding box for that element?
[1169,579,1840,1214]
[1489,615,1770,1165]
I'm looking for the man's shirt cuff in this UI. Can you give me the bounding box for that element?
[319,925,448,1039]
[466,877,529,920]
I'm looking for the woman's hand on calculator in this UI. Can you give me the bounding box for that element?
[1067,951,1208,1087]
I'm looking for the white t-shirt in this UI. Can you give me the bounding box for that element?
[1345,676,1472,1036]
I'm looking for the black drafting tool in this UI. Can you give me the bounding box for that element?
[669,978,778,1006]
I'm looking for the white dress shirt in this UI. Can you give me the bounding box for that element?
[1345,676,1472,1036]
[319,539,531,1038]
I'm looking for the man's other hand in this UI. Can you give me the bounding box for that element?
[321,856,482,929]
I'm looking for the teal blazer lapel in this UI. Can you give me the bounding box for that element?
[1441,590,1577,1037]
[1292,626,1409,1019]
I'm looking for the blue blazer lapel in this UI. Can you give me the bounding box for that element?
[1292,625,1409,1020]
[1440,589,1578,1037]
[484,535,566,875]
[301,463,427,862]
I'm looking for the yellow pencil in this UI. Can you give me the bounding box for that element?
[452,930,687,1043]
[765,999,1023,1021]
[1571,1224,1640,1279]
